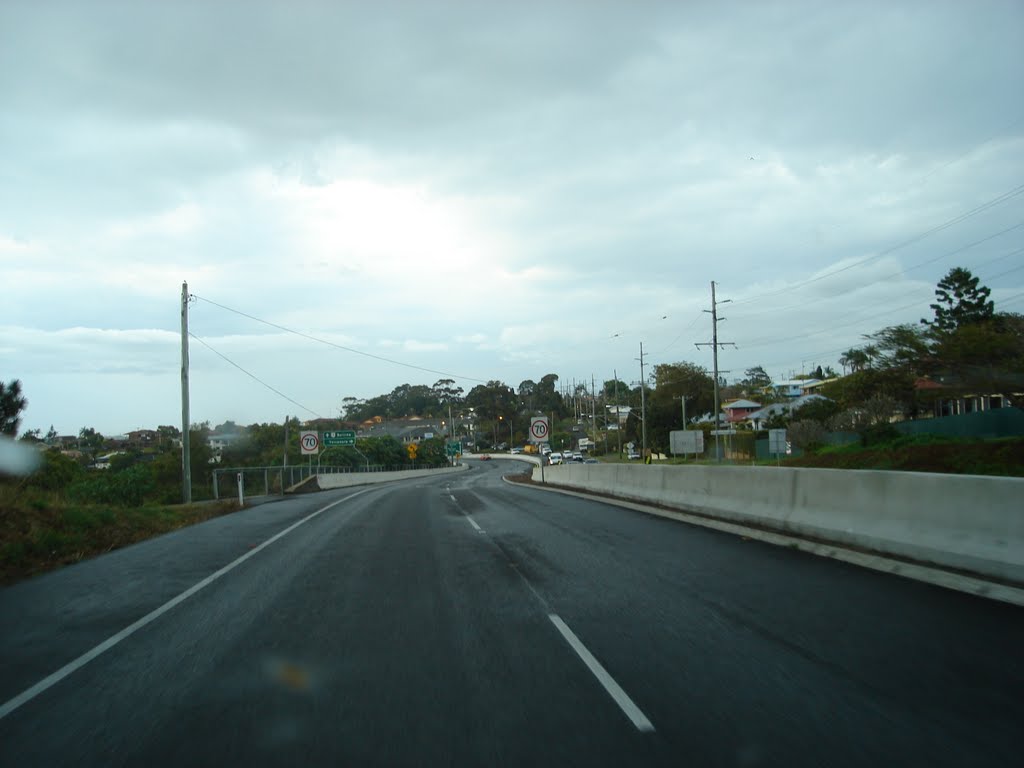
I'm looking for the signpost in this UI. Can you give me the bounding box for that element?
[299,431,320,455]
[323,430,356,447]
[530,416,550,443]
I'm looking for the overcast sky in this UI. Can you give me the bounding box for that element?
[2,0,1023,436]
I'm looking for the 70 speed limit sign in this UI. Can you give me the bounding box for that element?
[300,430,320,455]
[529,417,550,443]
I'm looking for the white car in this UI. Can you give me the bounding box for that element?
[548,452,563,465]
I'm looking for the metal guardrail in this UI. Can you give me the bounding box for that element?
[211,463,449,500]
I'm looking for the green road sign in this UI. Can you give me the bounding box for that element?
[323,430,356,447]
[446,442,461,457]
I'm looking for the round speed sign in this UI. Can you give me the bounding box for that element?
[529,417,550,441]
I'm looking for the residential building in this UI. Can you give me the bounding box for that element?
[745,394,830,430]
[721,399,762,424]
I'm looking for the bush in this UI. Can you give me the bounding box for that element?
[789,420,829,452]
[67,465,155,507]
[25,450,84,491]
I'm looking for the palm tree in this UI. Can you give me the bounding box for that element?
[839,348,870,373]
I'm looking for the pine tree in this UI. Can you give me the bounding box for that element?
[923,267,994,333]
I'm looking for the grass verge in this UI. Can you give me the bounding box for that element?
[0,486,242,586]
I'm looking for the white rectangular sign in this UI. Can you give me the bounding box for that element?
[670,430,704,454]
[768,429,788,455]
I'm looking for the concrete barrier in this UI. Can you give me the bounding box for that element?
[308,464,468,491]
[532,464,1024,585]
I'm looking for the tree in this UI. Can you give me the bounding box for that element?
[863,324,932,374]
[928,312,1024,407]
[788,420,829,453]
[647,362,715,450]
[78,426,105,454]
[792,397,841,425]
[517,380,537,411]
[431,379,464,408]
[1,379,27,436]
[839,348,871,374]
[741,365,772,393]
[923,267,994,333]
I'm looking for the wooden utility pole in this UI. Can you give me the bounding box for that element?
[695,281,735,461]
[180,282,192,503]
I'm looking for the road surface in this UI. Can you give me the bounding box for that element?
[1,459,1021,766]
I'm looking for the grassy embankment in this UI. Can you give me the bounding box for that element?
[0,484,239,585]
[598,435,1024,477]
[782,434,1024,477]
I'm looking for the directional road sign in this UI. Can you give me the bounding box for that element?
[446,441,461,457]
[299,431,320,455]
[323,430,356,447]
[529,416,550,443]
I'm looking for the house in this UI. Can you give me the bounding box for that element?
[397,425,442,444]
[745,394,830,430]
[800,377,840,395]
[721,399,762,424]
[914,375,1021,418]
[360,417,440,442]
[126,429,158,448]
[770,379,823,398]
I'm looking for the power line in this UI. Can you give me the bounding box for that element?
[191,294,489,385]
[189,333,322,418]
[730,182,1024,308]
[653,310,705,356]
[756,288,1024,372]
[729,223,1024,321]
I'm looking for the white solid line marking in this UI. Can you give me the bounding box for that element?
[0,489,371,721]
[466,515,483,533]
[548,614,655,733]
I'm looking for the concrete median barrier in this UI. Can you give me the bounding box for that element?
[533,464,1024,585]
[296,464,468,492]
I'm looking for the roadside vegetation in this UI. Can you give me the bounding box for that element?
[781,434,1024,477]
[0,490,239,586]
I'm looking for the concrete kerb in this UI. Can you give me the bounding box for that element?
[511,471,1024,607]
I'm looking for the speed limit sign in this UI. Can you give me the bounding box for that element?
[529,417,550,443]
[300,430,320,455]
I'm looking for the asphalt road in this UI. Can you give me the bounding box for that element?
[1,459,1021,766]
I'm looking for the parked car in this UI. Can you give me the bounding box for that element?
[510,447,522,454]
